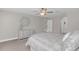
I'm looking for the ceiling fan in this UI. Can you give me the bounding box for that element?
[40,8,53,16]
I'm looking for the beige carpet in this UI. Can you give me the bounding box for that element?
[0,39,30,51]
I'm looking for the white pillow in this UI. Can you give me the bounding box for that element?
[62,32,71,41]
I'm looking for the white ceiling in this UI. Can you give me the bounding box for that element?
[0,8,39,15]
[0,8,62,15]
[0,8,79,16]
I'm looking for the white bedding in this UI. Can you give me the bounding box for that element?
[26,31,79,51]
[26,33,64,51]
[63,31,79,51]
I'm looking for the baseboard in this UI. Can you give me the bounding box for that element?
[0,37,18,43]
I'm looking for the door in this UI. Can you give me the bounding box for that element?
[61,17,68,34]
[46,20,53,32]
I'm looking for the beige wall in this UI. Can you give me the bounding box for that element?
[65,9,79,32]
[0,11,21,40]
[0,11,45,41]
[50,8,79,34]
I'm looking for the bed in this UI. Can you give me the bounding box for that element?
[26,31,79,51]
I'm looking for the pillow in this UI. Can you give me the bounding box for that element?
[63,31,79,51]
[62,32,71,41]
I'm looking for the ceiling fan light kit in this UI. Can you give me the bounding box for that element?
[40,8,47,16]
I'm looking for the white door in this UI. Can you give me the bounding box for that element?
[46,20,53,32]
[61,17,68,34]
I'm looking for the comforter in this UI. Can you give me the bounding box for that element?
[26,33,64,51]
[26,31,79,51]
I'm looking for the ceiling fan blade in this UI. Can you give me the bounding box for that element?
[47,11,53,13]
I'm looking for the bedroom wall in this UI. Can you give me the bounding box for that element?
[39,11,66,34]
[23,15,46,33]
[0,11,44,41]
[64,9,79,32]
[53,13,65,34]
[47,8,79,34]
[0,11,21,40]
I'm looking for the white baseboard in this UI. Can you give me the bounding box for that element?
[0,37,18,43]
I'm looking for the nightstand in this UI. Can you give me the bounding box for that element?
[18,29,35,40]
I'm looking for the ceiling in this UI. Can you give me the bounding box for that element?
[0,8,39,15]
[0,8,62,15]
[0,8,79,17]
